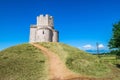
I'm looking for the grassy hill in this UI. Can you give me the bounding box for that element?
[0,42,120,80]
[38,43,110,77]
[0,44,48,80]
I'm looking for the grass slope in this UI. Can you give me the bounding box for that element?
[0,42,120,80]
[39,42,120,79]
[0,44,48,80]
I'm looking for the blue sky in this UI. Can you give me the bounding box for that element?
[0,0,120,52]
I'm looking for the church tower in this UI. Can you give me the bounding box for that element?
[29,14,59,42]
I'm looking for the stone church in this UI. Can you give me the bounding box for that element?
[29,14,59,42]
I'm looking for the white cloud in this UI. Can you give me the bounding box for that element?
[79,44,105,50]
[83,44,93,50]
[98,44,104,48]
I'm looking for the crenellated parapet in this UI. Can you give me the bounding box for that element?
[29,14,59,42]
[37,14,53,29]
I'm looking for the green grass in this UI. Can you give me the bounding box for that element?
[1,42,120,80]
[99,54,120,64]
[99,54,120,80]
[38,42,111,77]
[0,44,48,80]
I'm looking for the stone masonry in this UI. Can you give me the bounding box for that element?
[29,14,59,42]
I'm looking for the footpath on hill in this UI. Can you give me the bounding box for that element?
[30,43,112,80]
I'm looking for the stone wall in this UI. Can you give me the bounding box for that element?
[29,14,59,42]
[37,14,53,28]
[36,28,53,42]
[29,27,37,42]
[53,30,59,42]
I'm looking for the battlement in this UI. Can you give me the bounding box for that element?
[39,14,53,18]
[37,14,53,28]
[30,14,59,42]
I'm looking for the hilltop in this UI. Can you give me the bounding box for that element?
[0,43,120,80]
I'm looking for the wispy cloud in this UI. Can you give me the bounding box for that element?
[98,44,104,49]
[82,44,93,50]
[80,44,105,50]
[78,44,109,53]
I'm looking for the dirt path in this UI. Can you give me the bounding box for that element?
[30,43,80,80]
[30,43,112,80]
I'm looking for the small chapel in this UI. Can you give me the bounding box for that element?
[29,14,59,42]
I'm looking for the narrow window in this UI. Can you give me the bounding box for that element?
[43,31,44,34]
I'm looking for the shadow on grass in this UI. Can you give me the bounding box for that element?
[116,64,120,68]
